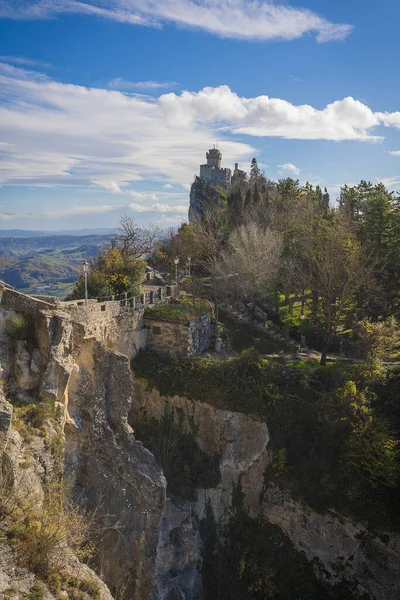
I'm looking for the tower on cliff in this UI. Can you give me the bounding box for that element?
[199,146,231,188]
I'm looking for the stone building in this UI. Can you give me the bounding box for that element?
[199,146,231,188]
[231,162,248,189]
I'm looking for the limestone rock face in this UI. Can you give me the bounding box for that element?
[131,378,270,522]
[63,340,166,599]
[188,177,225,222]
[131,378,270,599]
[0,541,56,600]
[263,485,400,600]
[150,500,202,600]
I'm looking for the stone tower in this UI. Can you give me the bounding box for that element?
[199,146,231,188]
[206,146,222,168]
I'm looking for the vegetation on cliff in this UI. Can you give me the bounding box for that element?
[144,296,212,323]
[132,405,220,502]
[200,492,370,600]
[151,172,400,366]
[133,349,400,530]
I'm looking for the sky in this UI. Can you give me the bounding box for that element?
[1,0,400,230]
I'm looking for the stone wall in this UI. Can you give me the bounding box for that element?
[145,314,214,357]
[63,300,148,358]
[0,287,56,313]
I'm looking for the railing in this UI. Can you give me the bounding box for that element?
[62,285,176,310]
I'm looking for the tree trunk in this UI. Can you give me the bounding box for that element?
[320,346,328,366]
[311,290,318,324]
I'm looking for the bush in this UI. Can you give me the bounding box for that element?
[0,480,94,580]
[12,400,58,440]
[5,315,36,346]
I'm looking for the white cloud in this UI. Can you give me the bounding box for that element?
[129,190,158,201]
[378,112,400,128]
[0,55,51,68]
[0,204,124,221]
[0,66,254,190]
[93,179,124,193]
[388,150,400,156]
[108,78,177,90]
[279,162,300,176]
[0,0,353,43]
[2,67,400,201]
[129,203,187,213]
[163,183,174,189]
[160,86,382,141]
[376,176,400,188]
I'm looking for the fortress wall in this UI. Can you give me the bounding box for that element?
[64,301,147,358]
[0,287,57,313]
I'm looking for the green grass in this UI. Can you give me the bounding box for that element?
[145,297,212,323]
[218,314,285,354]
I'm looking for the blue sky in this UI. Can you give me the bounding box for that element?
[1,0,400,230]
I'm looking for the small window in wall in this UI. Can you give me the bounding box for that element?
[153,326,162,335]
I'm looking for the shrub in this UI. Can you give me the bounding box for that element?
[5,315,36,346]
[12,400,58,440]
[2,482,94,578]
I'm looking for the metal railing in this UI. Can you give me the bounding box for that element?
[62,285,175,310]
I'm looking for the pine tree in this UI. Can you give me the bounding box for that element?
[250,157,261,182]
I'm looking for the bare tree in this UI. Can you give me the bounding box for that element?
[109,215,161,260]
[213,223,283,305]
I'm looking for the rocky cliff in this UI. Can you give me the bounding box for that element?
[130,377,400,600]
[0,295,165,599]
[188,177,226,222]
[1,285,400,600]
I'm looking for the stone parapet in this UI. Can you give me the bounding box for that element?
[0,288,57,313]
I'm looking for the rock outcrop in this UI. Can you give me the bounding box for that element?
[0,295,166,600]
[188,177,226,222]
[130,377,270,599]
[131,377,270,522]
[262,485,400,600]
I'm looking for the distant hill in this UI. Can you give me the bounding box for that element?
[0,228,113,238]
[0,234,106,298]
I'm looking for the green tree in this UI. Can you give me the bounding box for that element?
[249,157,261,182]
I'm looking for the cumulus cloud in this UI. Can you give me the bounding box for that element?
[0,0,353,43]
[160,86,382,141]
[388,150,400,156]
[279,162,300,176]
[163,183,174,189]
